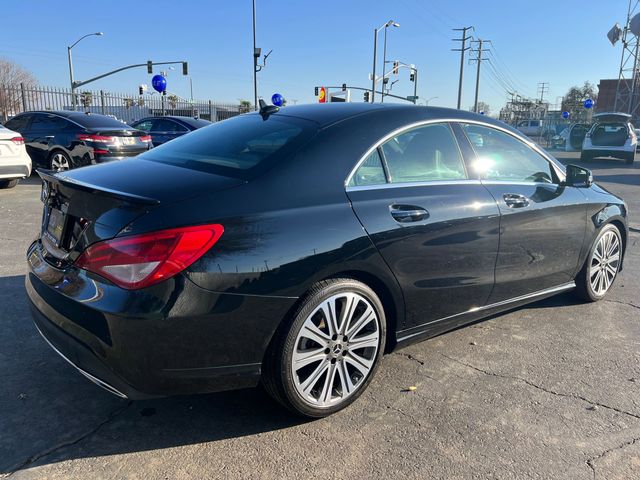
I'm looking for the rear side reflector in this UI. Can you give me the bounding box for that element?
[11,137,24,145]
[75,224,224,289]
[139,135,152,143]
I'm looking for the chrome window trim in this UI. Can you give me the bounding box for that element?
[344,117,566,188]
[396,281,576,343]
[346,179,481,192]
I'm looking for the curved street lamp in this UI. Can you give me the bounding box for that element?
[371,20,399,103]
[68,32,103,109]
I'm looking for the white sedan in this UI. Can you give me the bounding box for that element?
[0,125,31,188]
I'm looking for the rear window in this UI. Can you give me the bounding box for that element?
[179,117,212,128]
[140,114,317,177]
[68,113,132,129]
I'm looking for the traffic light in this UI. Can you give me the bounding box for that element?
[342,83,347,92]
[315,86,319,96]
[393,61,399,75]
[139,85,144,95]
[410,71,415,82]
[182,62,188,75]
[147,61,153,74]
[364,91,370,102]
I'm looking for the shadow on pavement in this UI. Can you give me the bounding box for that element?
[0,274,305,474]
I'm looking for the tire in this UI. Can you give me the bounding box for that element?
[580,152,592,162]
[49,150,72,172]
[262,278,387,418]
[575,224,623,302]
[625,151,635,165]
[0,179,19,189]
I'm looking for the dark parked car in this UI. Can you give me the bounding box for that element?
[5,111,152,171]
[130,116,211,146]
[26,104,628,418]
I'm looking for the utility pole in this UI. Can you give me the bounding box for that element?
[537,82,549,102]
[471,38,487,113]
[452,26,473,110]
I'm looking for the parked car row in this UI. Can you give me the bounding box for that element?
[0,111,211,187]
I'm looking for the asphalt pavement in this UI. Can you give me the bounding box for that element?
[1,152,639,479]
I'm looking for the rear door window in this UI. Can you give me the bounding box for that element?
[141,114,317,178]
[348,150,386,187]
[153,119,188,133]
[133,120,154,132]
[381,123,467,183]
[30,114,69,132]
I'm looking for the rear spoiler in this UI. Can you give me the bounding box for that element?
[37,169,160,206]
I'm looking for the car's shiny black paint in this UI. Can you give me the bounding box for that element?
[5,111,149,169]
[26,103,628,399]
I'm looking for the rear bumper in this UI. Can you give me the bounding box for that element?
[582,148,634,158]
[0,163,31,179]
[26,242,297,399]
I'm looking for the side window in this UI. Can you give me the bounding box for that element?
[5,114,31,132]
[30,114,67,132]
[153,119,187,132]
[134,120,154,132]
[381,123,466,183]
[348,149,386,187]
[462,124,555,184]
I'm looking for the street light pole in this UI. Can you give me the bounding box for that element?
[371,20,399,103]
[67,32,103,110]
[252,0,258,110]
[381,27,388,103]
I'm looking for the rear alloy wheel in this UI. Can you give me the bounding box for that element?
[0,179,19,189]
[575,224,622,301]
[263,279,386,417]
[50,151,71,172]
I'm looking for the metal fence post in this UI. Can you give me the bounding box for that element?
[20,83,27,111]
[208,100,212,122]
[100,90,105,115]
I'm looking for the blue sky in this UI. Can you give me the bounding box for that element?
[0,0,628,112]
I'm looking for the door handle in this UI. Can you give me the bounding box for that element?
[45,135,54,139]
[389,204,429,223]
[503,193,530,208]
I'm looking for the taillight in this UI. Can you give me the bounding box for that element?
[75,224,224,290]
[11,137,24,145]
[77,133,116,143]
[139,135,152,143]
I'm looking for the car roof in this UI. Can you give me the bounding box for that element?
[248,102,510,130]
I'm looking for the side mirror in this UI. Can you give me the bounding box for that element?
[564,164,593,187]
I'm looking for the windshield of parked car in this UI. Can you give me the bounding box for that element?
[140,114,318,178]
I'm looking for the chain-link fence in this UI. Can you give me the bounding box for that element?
[0,84,252,124]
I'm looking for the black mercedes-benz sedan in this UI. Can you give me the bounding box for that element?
[26,103,628,417]
[5,111,152,172]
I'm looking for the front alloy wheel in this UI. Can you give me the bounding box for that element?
[263,279,386,417]
[576,224,622,301]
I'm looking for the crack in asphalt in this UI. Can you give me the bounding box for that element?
[586,436,640,480]
[393,352,425,366]
[437,353,640,421]
[6,401,132,477]
[603,299,640,311]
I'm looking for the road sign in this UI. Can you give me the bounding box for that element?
[318,87,327,103]
[584,98,594,109]
[562,111,570,119]
[406,95,419,101]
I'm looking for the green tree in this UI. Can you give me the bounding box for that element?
[238,99,252,113]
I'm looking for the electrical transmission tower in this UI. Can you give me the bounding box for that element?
[452,26,474,110]
[537,82,549,102]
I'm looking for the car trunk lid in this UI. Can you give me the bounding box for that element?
[36,159,244,265]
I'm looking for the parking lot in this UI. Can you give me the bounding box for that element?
[1,151,638,479]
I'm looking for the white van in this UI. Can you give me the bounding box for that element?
[516,119,543,136]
